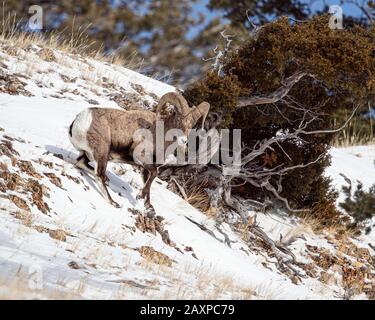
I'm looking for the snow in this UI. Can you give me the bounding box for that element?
[0,45,374,299]
[327,145,375,242]
[327,145,375,202]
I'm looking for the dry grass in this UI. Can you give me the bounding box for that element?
[0,161,8,171]
[332,111,375,148]
[159,263,256,300]
[0,273,81,300]
[298,201,355,236]
[333,134,375,148]
[0,13,142,70]
[300,213,357,241]
[185,177,211,214]
[119,254,257,300]
[279,224,311,246]
[0,213,259,300]
[13,210,34,228]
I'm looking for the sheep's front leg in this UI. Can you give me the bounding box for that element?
[143,170,157,208]
[131,142,156,208]
[137,165,157,209]
[95,176,120,208]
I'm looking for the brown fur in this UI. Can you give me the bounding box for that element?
[70,92,210,209]
[87,108,155,157]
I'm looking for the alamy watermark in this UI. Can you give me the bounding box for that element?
[28,264,43,291]
[132,122,242,175]
[28,5,43,30]
[25,4,344,32]
[329,5,344,29]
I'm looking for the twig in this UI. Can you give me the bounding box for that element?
[171,177,188,201]
[237,72,310,108]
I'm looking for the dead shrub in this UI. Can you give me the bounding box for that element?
[137,246,174,267]
[14,211,33,227]
[25,179,50,214]
[0,70,32,96]
[48,229,67,242]
[8,195,30,211]
[44,172,63,189]
[186,180,211,214]
[0,170,24,191]
[135,213,175,247]
[0,139,20,157]
[17,160,43,179]
[37,48,56,62]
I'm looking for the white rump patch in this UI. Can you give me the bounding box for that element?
[69,108,93,157]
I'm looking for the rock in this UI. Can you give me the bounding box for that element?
[87,99,99,105]
[68,261,82,269]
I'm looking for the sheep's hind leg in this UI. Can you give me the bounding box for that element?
[95,152,120,208]
[74,152,95,176]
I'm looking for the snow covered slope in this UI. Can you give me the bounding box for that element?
[327,145,375,242]
[328,145,375,202]
[0,44,374,299]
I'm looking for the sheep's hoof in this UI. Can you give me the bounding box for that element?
[137,190,148,200]
[145,206,155,218]
[144,196,151,207]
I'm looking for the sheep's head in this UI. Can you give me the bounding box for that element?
[156,92,210,135]
[155,92,210,162]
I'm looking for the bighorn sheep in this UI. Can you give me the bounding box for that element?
[68,92,210,208]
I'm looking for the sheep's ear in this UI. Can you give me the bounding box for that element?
[206,112,222,129]
[188,102,210,129]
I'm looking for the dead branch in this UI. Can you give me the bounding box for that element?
[171,177,188,201]
[161,69,358,280]
[237,71,309,108]
[244,222,307,279]
[185,216,224,243]
[215,222,235,247]
[203,29,234,76]
[298,105,359,135]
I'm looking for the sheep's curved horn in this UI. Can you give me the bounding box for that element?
[187,102,210,130]
[156,92,190,117]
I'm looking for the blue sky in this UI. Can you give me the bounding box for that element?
[187,0,220,39]
[309,0,363,15]
[188,0,365,38]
